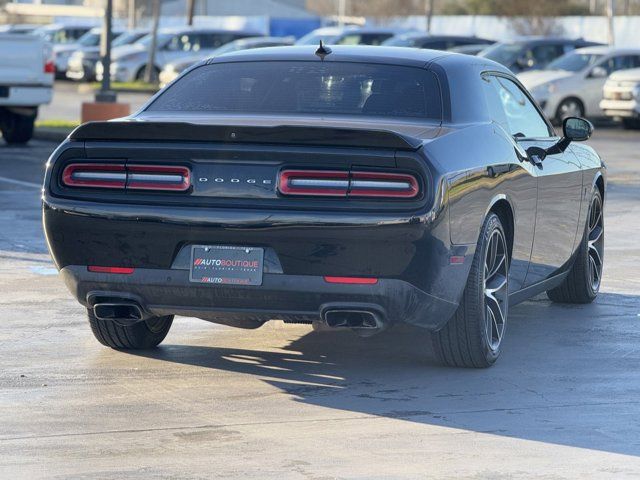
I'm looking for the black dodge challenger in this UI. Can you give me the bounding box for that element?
[43,45,605,367]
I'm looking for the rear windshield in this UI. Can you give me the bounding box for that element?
[146,61,442,120]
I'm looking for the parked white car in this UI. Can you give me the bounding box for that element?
[96,27,258,82]
[0,32,53,144]
[519,47,640,123]
[600,68,640,129]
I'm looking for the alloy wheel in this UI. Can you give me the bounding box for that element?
[587,194,604,292]
[558,100,583,121]
[484,228,508,352]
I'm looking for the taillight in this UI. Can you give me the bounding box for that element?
[278,169,419,199]
[349,171,419,198]
[127,165,191,191]
[44,59,55,74]
[61,163,191,192]
[62,163,126,189]
[278,170,349,196]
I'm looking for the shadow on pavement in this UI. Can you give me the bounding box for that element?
[129,291,640,457]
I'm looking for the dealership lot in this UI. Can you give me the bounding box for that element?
[1,129,639,478]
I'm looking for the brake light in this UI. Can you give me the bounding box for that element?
[62,163,126,189]
[44,60,55,74]
[88,266,135,274]
[349,171,419,198]
[61,163,191,192]
[278,169,419,199]
[127,165,191,191]
[278,170,349,196]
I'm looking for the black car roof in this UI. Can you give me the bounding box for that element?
[209,44,455,67]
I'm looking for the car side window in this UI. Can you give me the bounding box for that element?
[483,75,551,139]
[603,55,640,74]
[531,44,564,67]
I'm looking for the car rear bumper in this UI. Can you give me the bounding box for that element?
[60,265,459,331]
[0,85,51,107]
[599,99,640,118]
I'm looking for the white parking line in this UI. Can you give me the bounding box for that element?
[0,176,41,189]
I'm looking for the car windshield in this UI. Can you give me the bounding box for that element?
[480,43,524,65]
[113,31,145,47]
[546,52,603,72]
[147,61,442,121]
[136,33,172,48]
[77,31,101,47]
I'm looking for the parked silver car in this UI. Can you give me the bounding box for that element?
[35,23,95,76]
[158,36,294,87]
[519,47,640,123]
[67,29,148,81]
[296,27,408,46]
[600,67,640,129]
[96,27,258,82]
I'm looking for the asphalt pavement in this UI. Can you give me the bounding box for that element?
[0,128,639,478]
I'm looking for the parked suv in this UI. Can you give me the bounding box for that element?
[519,47,640,123]
[479,37,602,73]
[35,24,94,76]
[96,27,259,82]
[600,67,640,129]
[382,33,493,51]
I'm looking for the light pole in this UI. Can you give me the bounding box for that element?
[96,0,116,103]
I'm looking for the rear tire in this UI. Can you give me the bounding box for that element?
[87,309,173,349]
[547,188,603,304]
[555,98,584,124]
[431,213,509,368]
[1,111,35,144]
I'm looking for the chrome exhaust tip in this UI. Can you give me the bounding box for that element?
[323,309,385,334]
[93,302,145,326]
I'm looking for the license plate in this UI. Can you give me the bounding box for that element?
[190,245,263,286]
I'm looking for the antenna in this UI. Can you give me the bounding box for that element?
[315,40,332,60]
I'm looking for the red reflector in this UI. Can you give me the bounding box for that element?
[324,276,378,285]
[88,266,135,274]
[62,163,126,189]
[449,255,465,264]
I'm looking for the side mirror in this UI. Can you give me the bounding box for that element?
[589,66,608,78]
[540,117,594,157]
[564,116,593,141]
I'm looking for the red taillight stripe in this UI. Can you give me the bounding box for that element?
[278,169,419,199]
[324,276,378,285]
[88,266,135,274]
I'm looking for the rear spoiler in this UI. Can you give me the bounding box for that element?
[69,121,423,151]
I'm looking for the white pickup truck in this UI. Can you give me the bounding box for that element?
[0,32,54,144]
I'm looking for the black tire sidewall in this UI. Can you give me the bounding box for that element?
[471,213,508,365]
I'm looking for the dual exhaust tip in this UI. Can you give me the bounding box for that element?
[322,308,386,334]
[93,301,147,326]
